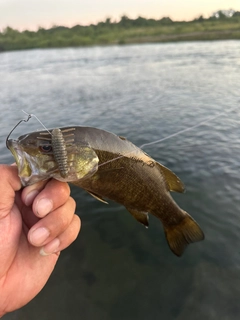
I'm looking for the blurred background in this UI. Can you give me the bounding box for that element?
[1,1,240,319]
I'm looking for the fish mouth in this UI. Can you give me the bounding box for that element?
[7,139,100,186]
[7,139,49,186]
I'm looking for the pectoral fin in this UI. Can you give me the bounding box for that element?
[87,191,108,204]
[127,208,149,228]
[156,162,185,193]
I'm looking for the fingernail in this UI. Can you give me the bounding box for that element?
[40,238,60,256]
[36,198,53,217]
[29,227,50,245]
[25,190,39,206]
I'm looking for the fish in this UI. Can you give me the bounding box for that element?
[7,126,204,256]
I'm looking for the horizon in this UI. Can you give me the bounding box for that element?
[0,0,239,31]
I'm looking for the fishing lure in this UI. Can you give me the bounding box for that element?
[38,128,76,178]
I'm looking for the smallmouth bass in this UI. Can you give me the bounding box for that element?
[7,126,204,256]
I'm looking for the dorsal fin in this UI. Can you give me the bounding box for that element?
[156,162,185,193]
[118,135,127,141]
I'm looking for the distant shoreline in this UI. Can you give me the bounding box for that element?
[1,13,240,52]
[114,30,240,45]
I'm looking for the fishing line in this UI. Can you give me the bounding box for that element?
[6,113,32,148]
[7,106,238,169]
[6,110,52,148]
[225,118,240,124]
[99,106,239,168]
[22,110,52,135]
[139,106,238,149]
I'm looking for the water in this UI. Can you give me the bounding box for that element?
[1,40,240,319]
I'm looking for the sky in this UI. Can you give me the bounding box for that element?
[0,0,239,31]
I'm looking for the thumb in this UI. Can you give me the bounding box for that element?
[0,165,22,219]
[0,165,22,278]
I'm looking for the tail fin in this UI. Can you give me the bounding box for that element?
[164,211,204,257]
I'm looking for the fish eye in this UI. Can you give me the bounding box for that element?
[39,145,52,153]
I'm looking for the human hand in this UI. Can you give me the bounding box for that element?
[0,165,81,317]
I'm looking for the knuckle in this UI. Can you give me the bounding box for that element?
[58,212,70,229]
[58,204,74,228]
[74,214,81,229]
[73,215,81,236]
[52,181,70,199]
[71,216,81,242]
[69,197,76,210]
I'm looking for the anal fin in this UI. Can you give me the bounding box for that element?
[127,208,149,228]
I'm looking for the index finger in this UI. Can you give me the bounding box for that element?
[22,179,71,218]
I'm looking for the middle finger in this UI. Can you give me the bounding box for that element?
[28,196,76,247]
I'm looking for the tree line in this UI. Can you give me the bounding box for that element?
[0,10,240,52]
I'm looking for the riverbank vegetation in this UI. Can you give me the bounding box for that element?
[0,10,240,52]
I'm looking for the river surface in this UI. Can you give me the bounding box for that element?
[1,40,240,320]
